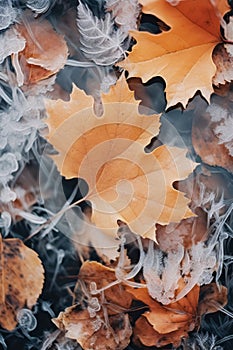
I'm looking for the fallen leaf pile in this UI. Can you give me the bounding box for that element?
[0,0,233,349]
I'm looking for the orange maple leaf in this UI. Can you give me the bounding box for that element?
[129,279,228,348]
[129,281,200,347]
[45,76,196,248]
[120,0,229,108]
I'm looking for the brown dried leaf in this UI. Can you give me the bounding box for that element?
[133,316,189,348]
[0,164,39,221]
[14,12,68,84]
[156,207,208,252]
[129,283,199,333]
[175,166,233,213]
[198,283,228,316]
[192,97,233,173]
[77,261,133,309]
[53,261,133,350]
[0,236,44,330]
[54,307,132,350]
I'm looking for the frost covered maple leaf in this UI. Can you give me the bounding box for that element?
[120,0,230,108]
[45,76,196,260]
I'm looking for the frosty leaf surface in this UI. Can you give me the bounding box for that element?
[77,1,129,66]
[0,236,44,330]
[45,76,196,247]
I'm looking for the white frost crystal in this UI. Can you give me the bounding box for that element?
[207,103,233,156]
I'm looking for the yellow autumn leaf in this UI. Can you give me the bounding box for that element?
[45,76,196,245]
[120,0,229,108]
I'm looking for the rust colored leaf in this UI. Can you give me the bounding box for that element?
[13,12,68,84]
[45,76,196,249]
[129,283,199,334]
[0,236,44,330]
[120,0,229,108]
[53,261,133,350]
[133,316,189,348]
[77,261,133,309]
[128,281,200,347]
[129,280,228,348]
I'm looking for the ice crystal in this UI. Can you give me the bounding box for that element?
[0,0,17,31]
[0,211,11,236]
[0,81,46,203]
[17,309,37,332]
[105,0,140,33]
[207,103,233,156]
[0,153,18,184]
[77,1,129,66]
[0,27,25,64]
[26,0,51,14]
[182,332,223,350]
[143,241,184,304]
[142,239,217,304]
